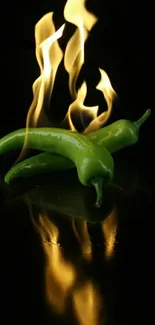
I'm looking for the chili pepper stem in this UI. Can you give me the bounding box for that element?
[134,109,151,129]
[92,178,103,207]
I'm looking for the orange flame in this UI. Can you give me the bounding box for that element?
[28,13,65,127]
[83,68,117,134]
[64,0,97,99]
[65,81,99,131]
[21,0,116,142]
[63,0,116,132]
[101,207,117,258]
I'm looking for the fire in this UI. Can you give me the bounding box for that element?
[27,13,65,127]
[83,68,117,134]
[101,207,117,258]
[33,22,65,124]
[22,0,116,139]
[64,0,97,99]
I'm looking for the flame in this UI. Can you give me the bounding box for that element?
[28,13,65,127]
[20,0,117,150]
[63,0,116,132]
[63,0,98,131]
[64,0,97,99]
[72,218,92,260]
[66,67,116,132]
[38,214,76,314]
[101,207,117,258]
[73,281,102,325]
[66,81,98,131]
[83,68,117,134]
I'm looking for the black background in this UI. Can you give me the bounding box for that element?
[1,0,154,136]
[0,1,154,324]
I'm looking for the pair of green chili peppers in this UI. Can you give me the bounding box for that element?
[0,109,150,206]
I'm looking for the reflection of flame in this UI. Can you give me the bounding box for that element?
[38,214,76,314]
[101,207,117,258]
[30,211,102,323]
[73,281,102,325]
[72,219,92,260]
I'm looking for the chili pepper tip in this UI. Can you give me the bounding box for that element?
[92,178,103,208]
[135,109,151,129]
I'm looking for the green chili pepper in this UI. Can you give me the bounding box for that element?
[0,128,114,206]
[3,109,150,185]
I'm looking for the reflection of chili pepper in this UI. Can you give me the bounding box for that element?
[3,109,150,185]
[0,128,114,206]
[21,173,114,223]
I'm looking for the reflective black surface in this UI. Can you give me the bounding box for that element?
[1,147,154,324]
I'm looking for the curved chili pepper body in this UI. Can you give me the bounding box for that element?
[3,109,150,186]
[4,152,73,183]
[0,128,114,206]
